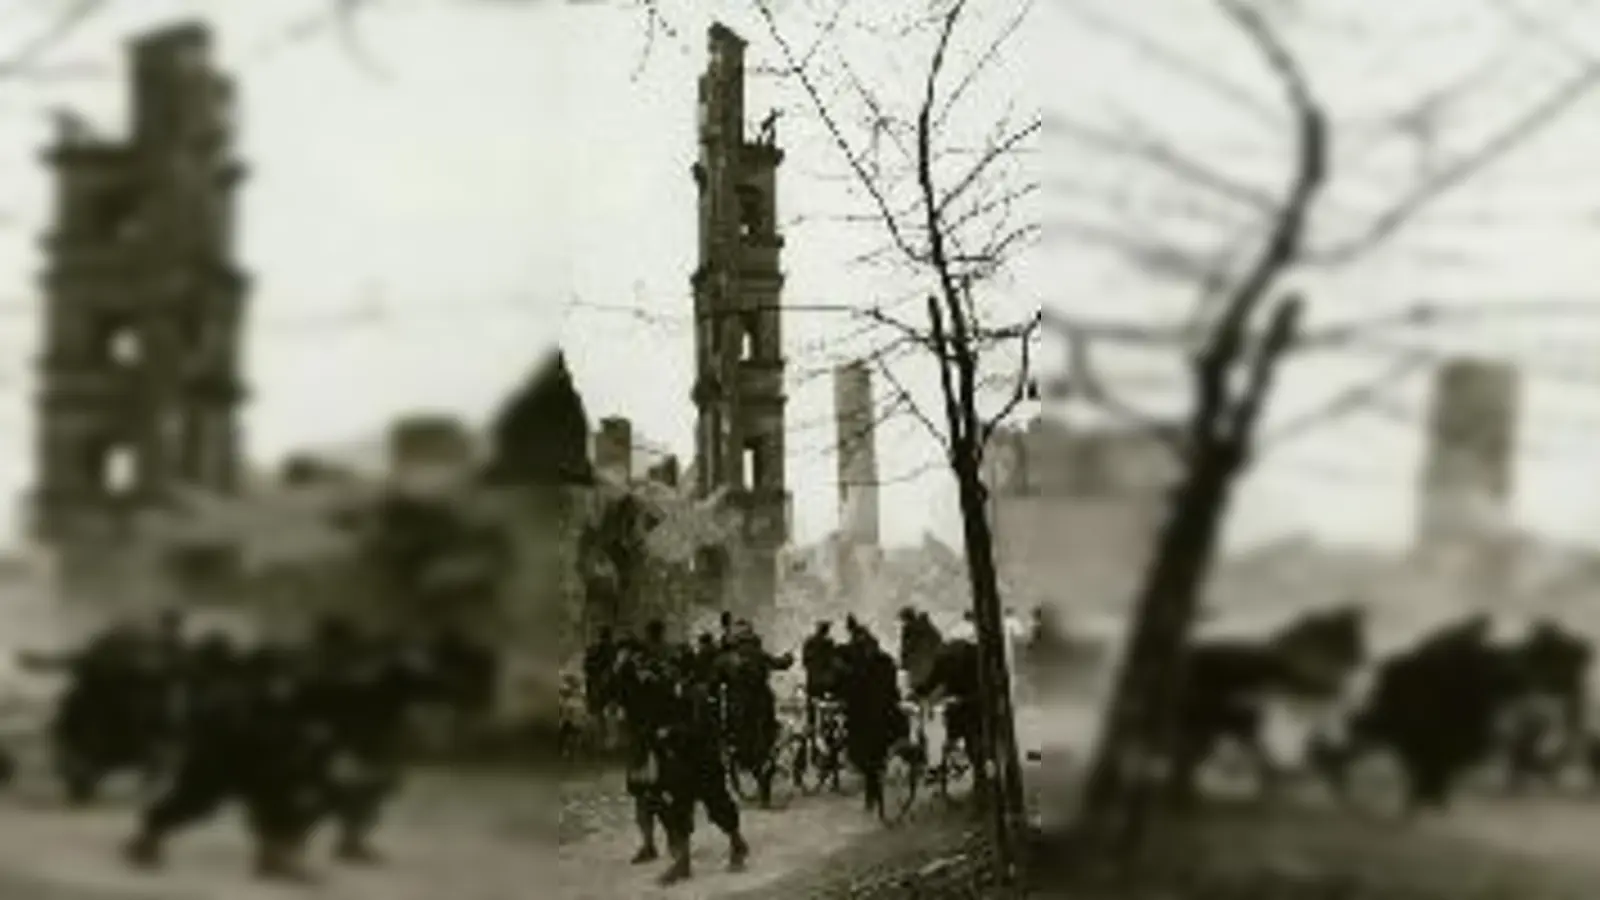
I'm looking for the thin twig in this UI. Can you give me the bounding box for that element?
[755,0,923,263]
[1047,112,1279,213]
[978,311,1042,447]
[1058,2,1285,130]
[931,0,1032,136]
[0,0,108,78]
[332,0,393,81]
[1054,323,1188,455]
[1257,349,1435,449]
[1309,57,1600,263]
[872,348,948,452]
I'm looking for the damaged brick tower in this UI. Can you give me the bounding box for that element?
[1416,358,1520,596]
[834,359,881,601]
[33,22,247,577]
[691,23,789,617]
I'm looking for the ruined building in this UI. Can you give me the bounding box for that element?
[33,22,248,560]
[482,350,592,487]
[593,416,634,486]
[833,360,880,598]
[689,24,790,613]
[834,361,880,546]
[983,417,1178,613]
[388,414,476,495]
[1415,358,1520,586]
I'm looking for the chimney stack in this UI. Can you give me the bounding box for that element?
[595,417,634,484]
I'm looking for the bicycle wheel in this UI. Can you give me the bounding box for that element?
[793,733,829,795]
[764,737,797,807]
[879,738,923,825]
[818,732,849,795]
[729,738,792,806]
[723,742,758,801]
[940,742,975,805]
[728,757,762,802]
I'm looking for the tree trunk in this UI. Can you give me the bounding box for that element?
[953,448,1028,881]
[1079,442,1239,849]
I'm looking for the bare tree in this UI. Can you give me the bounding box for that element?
[736,0,1042,880]
[1045,1,1600,852]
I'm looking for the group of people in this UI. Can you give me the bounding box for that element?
[22,611,494,882]
[581,604,1000,886]
[800,614,920,814]
[1146,602,1600,815]
[1303,612,1595,811]
[582,613,779,886]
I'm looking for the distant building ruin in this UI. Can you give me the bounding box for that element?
[834,360,880,547]
[1415,358,1520,586]
[593,416,634,485]
[388,414,476,495]
[833,360,880,599]
[689,23,789,615]
[646,456,681,488]
[32,22,248,571]
[983,417,1178,613]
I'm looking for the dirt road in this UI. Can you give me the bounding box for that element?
[0,756,974,900]
[4,694,1600,900]
[0,768,561,900]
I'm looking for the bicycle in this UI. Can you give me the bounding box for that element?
[878,697,974,824]
[878,700,926,825]
[722,696,797,808]
[929,701,975,804]
[787,689,848,795]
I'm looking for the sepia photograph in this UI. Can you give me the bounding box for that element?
[0,1,1595,898]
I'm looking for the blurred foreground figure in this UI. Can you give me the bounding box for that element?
[1316,614,1591,813]
[23,614,191,804]
[123,641,331,882]
[123,616,464,882]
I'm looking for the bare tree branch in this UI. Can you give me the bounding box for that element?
[1044,298,1600,355]
[918,1,981,332]
[331,0,393,81]
[931,0,1032,136]
[934,116,1042,221]
[926,295,967,451]
[0,0,108,78]
[1257,349,1434,450]
[871,346,947,453]
[1052,323,1189,454]
[1309,57,1600,264]
[1047,111,1280,213]
[755,0,924,263]
[1198,0,1327,364]
[1226,293,1302,452]
[1058,1,1285,130]
[978,310,1041,447]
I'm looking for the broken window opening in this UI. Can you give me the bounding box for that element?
[743,441,768,490]
[91,191,141,243]
[739,317,756,361]
[101,444,137,495]
[736,186,763,239]
[108,326,141,366]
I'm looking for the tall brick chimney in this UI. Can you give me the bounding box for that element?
[595,417,634,484]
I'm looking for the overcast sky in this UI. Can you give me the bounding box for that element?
[4,0,1600,555]
[0,0,1036,549]
[1038,0,1600,552]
